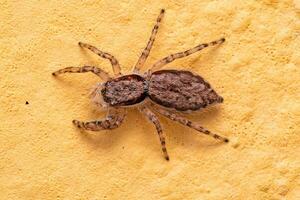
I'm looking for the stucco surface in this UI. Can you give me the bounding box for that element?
[1,0,300,199]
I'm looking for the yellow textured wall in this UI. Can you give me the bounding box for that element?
[1,0,300,199]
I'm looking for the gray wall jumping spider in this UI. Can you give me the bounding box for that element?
[53,9,229,161]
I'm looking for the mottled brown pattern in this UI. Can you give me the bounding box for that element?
[148,70,223,111]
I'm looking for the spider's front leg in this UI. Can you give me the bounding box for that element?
[133,9,165,72]
[73,108,126,131]
[52,65,111,81]
[139,106,169,161]
[78,42,122,76]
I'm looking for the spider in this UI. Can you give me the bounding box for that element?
[52,9,229,161]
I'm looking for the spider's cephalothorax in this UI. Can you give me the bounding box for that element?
[53,9,229,161]
[101,74,148,106]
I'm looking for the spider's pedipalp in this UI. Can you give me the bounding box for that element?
[151,37,225,71]
[151,104,229,143]
[52,66,111,81]
[139,105,169,161]
[133,9,165,73]
[78,42,122,76]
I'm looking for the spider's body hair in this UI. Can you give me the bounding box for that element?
[96,70,223,112]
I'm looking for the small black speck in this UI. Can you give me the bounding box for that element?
[122,146,124,149]
[25,101,29,105]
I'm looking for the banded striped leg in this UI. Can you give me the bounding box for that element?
[139,106,169,161]
[151,38,225,71]
[133,9,165,72]
[52,66,111,81]
[73,109,126,131]
[152,105,229,143]
[78,42,122,76]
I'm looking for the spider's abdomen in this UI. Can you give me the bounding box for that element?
[101,74,147,106]
[148,70,223,111]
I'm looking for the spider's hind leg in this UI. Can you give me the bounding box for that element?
[139,106,169,161]
[152,105,229,143]
[151,37,225,71]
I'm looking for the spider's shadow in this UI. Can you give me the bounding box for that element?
[75,111,124,151]
[75,105,226,156]
[76,128,124,150]
[161,106,227,150]
[75,109,140,153]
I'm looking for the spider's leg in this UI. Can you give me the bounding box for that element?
[133,9,165,73]
[78,42,121,76]
[152,105,229,143]
[73,108,126,131]
[52,66,111,81]
[139,106,169,161]
[150,38,225,71]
